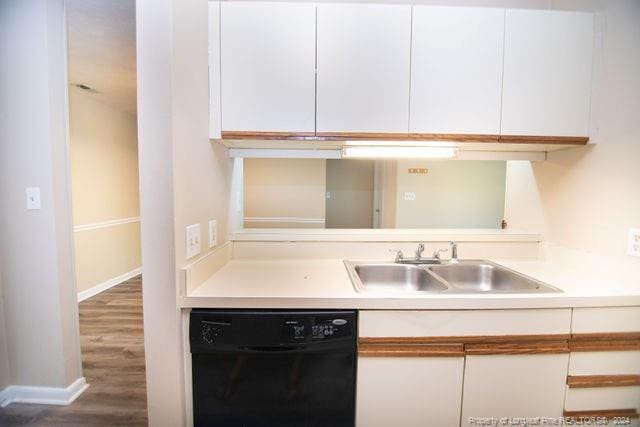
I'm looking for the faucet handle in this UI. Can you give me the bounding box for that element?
[389,248,404,262]
[432,248,448,259]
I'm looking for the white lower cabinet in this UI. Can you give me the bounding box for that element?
[460,354,569,426]
[356,356,464,427]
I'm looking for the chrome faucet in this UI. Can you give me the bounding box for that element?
[450,241,459,263]
[432,241,459,263]
[415,243,425,260]
[432,247,448,260]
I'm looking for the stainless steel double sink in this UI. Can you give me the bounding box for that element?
[344,259,561,294]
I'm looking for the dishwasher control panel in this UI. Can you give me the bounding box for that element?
[190,310,357,351]
[282,315,352,342]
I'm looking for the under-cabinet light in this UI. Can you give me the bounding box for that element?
[341,146,457,159]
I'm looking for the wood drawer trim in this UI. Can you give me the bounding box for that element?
[220,131,588,145]
[563,409,639,419]
[571,332,640,341]
[569,333,640,352]
[358,343,465,358]
[359,335,570,356]
[466,340,569,355]
[567,375,640,388]
[360,334,569,345]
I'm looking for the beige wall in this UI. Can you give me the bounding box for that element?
[0,0,82,388]
[380,160,398,228]
[395,160,506,229]
[243,158,326,228]
[68,88,141,293]
[505,1,640,269]
[74,223,142,290]
[326,160,374,228]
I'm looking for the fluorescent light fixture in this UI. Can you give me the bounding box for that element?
[342,146,457,159]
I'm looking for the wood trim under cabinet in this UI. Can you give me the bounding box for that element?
[563,409,639,419]
[358,343,465,358]
[499,135,589,145]
[567,375,640,389]
[315,132,410,141]
[220,131,317,140]
[219,131,588,145]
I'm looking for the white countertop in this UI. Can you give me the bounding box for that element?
[182,255,640,310]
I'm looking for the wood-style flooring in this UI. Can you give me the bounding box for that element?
[0,276,148,426]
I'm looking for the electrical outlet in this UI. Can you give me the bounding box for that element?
[185,224,201,259]
[404,192,416,201]
[628,228,640,257]
[209,219,217,248]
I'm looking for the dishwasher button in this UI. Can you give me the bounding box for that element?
[332,319,347,326]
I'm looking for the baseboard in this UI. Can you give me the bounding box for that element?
[77,267,141,302]
[0,377,88,408]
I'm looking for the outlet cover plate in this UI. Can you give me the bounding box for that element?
[209,219,217,248]
[186,224,201,259]
[628,228,640,257]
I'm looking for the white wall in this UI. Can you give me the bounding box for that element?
[0,0,82,389]
[505,1,640,270]
[0,272,10,391]
[395,161,506,228]
[68,88,141,294]
[137,0,232,424]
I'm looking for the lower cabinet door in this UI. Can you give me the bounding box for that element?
[356,356,464,427]
[461,354,569,426]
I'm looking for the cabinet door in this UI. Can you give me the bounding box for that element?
[220,2,316,133]
[316,4,411,134]
[357,356,464,427]
[409,6,504,135]
[501,10,594,137]
[461,354,569,425]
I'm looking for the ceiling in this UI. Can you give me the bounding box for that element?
[66,0,137,115]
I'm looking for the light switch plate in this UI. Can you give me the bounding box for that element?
[26,187,41,210]
[185,224,201,259]
[628,228,640,257]
[208,219,217,248]
[404,192,416,201]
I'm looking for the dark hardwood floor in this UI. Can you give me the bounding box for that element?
[0,276,148,426]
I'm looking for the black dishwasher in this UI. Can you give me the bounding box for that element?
[190,309,357,427]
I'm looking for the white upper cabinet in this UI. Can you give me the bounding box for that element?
[409,6,505,135]
[316,4,411,134]
[501,10,594,137]
[220,2,316,133]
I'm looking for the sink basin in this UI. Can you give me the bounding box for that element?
[427,260,561,293]
[344,259,561,294]
[349,263,448,293]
